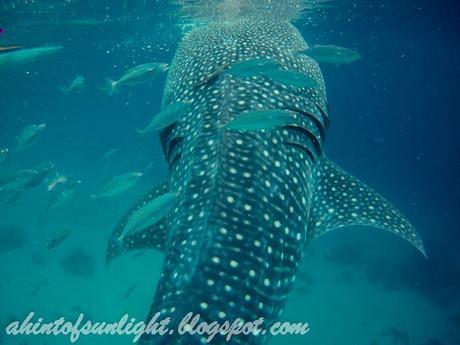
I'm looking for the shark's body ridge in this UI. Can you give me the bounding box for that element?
[107,18,424,345]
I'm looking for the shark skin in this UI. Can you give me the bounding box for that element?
[106,19,425,345]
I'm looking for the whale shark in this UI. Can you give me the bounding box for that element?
[106,18,425,345]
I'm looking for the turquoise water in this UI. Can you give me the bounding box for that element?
[1,1,459,345]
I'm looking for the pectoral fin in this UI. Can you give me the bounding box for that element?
[309,157,425,257]
[106,179,169,265]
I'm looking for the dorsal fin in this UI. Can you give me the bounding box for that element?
[105,178,169,265]
[308,157,426,257]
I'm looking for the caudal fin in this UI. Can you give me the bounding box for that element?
[102,78,118,96]
[159,63,169,72]
[309,157,426,257]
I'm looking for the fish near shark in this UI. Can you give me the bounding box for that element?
[104,62,169,96]
[0,162,54,193]
[298,44,362,65]
[45,179,81,210]
[15,123,46,151]
[0,46,62,68]
[136,102,192,134]
[91,171,143,199]
[106,19,425,345]
[223,109,293,131]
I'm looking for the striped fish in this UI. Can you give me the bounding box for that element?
[226,58,281,78]
[121,192,179,238]
[262,68,318,88]
[136,102,191,134]
[298,44,362,64]
[223,109,293,131]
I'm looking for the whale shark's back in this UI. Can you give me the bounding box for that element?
[147,19,327,345]
[159,18,328,180]
[164,19,313,105]
[107,16,425,345]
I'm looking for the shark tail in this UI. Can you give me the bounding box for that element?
[309,156,426,257]
[105,236,125,266]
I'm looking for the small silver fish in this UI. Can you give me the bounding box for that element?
[45,228,73,250]
[104,62,169,95]
[92,172,143,198]
[121,192,179,238]
[223,109,293,131]
[194,63,230,88]
[59,75,85,93]
[16,123,46,151]
[226,58,281,78]
[101,147,121,162]
[47,174,68,191]
[46,179,81,210]
[299,44,362,64]
[262,69,318,88]
[136,102,191,134]
[0,45,63,68]
[0,162,54,192]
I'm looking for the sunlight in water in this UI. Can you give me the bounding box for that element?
[174,0,337,23]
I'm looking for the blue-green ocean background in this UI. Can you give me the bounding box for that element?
[0,1,459,344]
